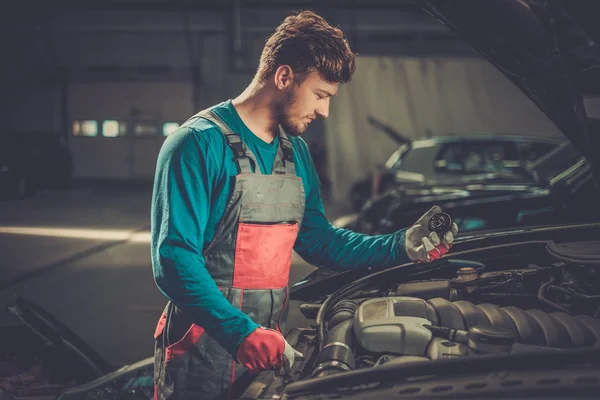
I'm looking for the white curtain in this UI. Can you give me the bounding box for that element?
[324,56,566,206]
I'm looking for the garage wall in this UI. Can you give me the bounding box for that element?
[6,85,61,133]
[2,2,474,181]
[68,83,194,179]
[324,56,567,205]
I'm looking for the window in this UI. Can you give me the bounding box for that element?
[102,120,127,137]
[73,120,98,137]
[397,145,439,173]
[134,121,160,137]
[163,122,180,137]
[435,142,519,174]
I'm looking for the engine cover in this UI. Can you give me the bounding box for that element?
[353,297,600,359]
[354,297,435,355]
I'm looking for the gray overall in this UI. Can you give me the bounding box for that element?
[153,109,305,400]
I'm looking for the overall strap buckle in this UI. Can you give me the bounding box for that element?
[195,109,255,174]
[278,127,296,175]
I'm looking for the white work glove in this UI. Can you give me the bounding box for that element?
[405,205,459,263]
[283,338,304,374]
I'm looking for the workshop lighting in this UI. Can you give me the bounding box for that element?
[102,120,127,137]
[0,226,152,243]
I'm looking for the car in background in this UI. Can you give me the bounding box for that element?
[339,140,598,235]
[0,132,73,199]
[349,134,564,212]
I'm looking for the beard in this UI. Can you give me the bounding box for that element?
[275,88,308,137]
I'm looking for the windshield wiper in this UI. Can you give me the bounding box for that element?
[284,347,600,395]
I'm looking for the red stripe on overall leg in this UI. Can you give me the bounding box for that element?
[165,325,205,361]
[230,288,243,400]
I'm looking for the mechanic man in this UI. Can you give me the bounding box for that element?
[151,10,458,400]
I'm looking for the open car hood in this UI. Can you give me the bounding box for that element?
[366,115,411,146]
[292,1,600,302]
[416,0,600,182]
[6,295,113,378]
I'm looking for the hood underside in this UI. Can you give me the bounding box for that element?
[416,0,600,184]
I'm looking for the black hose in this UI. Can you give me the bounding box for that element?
[312,301,358,378]
[326,319,354,346]
[548,285,600,300]
[313,320,356,378]
[328,300,358,327]
[538,277,571,313]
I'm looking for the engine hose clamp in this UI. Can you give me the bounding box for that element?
[312,360,352,377]
[322,342,352,352]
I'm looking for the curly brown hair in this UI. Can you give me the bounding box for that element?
[257,10,356,84]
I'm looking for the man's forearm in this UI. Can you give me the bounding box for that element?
[154,244,259,355]
[295,222,410,271]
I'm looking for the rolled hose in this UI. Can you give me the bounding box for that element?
[312,301,358,377]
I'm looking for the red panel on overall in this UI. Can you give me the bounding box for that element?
[154,312,167,339]
[165,325,205,361]
[233,222,298,289]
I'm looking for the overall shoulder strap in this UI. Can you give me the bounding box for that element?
[273,126,296,175]
[185,109,259,174]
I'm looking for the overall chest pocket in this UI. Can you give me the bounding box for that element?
[232,221,298,289]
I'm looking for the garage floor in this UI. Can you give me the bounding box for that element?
[0,184,345,365]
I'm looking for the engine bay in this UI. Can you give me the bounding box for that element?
[306,262,600,379]
[245,260,600,399]
[3,258,600,399]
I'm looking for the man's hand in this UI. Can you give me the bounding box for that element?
[236,327,303,374]
[405,206,459,263]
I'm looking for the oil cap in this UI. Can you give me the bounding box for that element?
[427,212,452,235]
[467,325,515,354]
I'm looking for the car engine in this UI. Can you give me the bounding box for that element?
[308,262,600,378]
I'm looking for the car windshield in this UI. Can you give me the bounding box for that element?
[386,143,439,172]
[387,139,565,180]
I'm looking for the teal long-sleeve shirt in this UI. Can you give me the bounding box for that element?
[150,100,411,355]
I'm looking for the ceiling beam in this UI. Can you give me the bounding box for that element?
[15,23,451,35]
[10,0,417,12]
